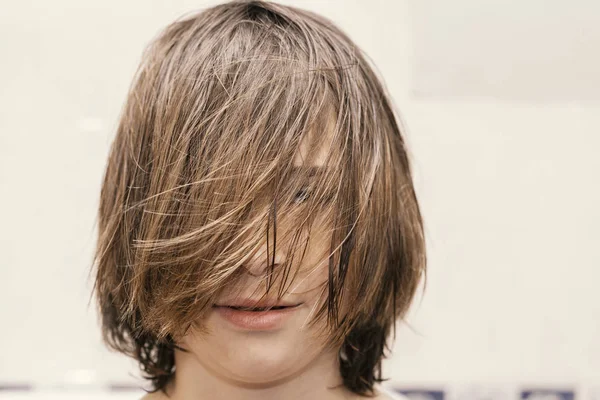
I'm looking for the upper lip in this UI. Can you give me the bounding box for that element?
[214,299,301,308]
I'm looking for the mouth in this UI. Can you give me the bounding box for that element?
[213,304,302,312]
[213,302,303,330]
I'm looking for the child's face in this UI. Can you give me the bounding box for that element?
[176,124,339,384]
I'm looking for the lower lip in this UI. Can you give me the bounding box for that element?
[214,305,301,331]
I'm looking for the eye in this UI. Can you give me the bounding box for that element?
[294,187,311,204]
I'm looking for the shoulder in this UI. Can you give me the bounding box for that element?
[375,384,411,400]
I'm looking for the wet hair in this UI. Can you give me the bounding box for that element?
[91,0,426,397]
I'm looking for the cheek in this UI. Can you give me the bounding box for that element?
[305,225,332,281]
[287,233,331,298]
[286,215,337,304]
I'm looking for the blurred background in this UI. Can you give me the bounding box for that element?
[1,0,599,399]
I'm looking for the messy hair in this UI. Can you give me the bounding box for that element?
[92,0,425,397]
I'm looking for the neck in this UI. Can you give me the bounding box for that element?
[164,347,358,400]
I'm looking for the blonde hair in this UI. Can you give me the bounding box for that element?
[92,0,426,396]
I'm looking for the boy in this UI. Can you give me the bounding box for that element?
[93,1,425,399]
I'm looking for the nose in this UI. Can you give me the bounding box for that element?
[243,239,285,276]
[240,199,288,277]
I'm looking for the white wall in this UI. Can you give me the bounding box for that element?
[1,0,599,396]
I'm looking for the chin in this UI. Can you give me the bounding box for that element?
[221,335,313,384]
